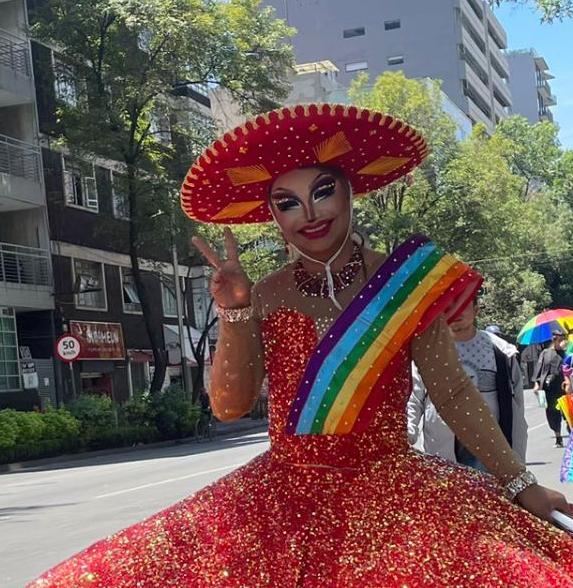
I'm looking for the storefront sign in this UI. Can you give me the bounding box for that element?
[69,321,126,360]
[19,346,39,388]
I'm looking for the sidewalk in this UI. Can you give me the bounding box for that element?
[0,418,268,474]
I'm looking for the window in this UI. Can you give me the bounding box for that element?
[387,55,404,66]
[53,55,79,107]
[0,308,20,392]
[161,277,178,317]
[112,172,130,219]
[343,27,365,38]
[63,156,98,211]
[384,19,401,30]
[74,259,107,310]
[121,268,141,313]
[345,61,368,73]
[191,277,213,330]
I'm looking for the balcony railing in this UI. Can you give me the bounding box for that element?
[0,28,31,78]
[0,242,51,288]
[0,134,41,183]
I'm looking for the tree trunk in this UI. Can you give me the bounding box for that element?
[126,164,167,396]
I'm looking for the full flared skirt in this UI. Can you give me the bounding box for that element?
[30,450,573,588]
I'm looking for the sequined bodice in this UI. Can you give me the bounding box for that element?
[261,307,411,468]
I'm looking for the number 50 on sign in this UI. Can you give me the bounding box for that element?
[55,335,81,363]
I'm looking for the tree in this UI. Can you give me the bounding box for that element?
[30,0,294,394]
[489,0,573,21]
[348,71,459,253]
[494,116,561,200]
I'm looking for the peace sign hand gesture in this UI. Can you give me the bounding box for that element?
[192,228,252,309]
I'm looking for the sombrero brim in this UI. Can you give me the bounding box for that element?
[180,103,428,224]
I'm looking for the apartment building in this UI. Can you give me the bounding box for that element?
[507,50,557,123]
[30,42,214,402]
[0,0,55,409]
[0,0,216,408]
[264,0,512,132]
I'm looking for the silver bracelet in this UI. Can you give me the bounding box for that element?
[216,304,254,323]
[504,470,537,502]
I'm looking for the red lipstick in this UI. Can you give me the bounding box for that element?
[299,220,333,240]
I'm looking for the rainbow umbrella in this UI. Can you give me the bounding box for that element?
[517,309,573,345]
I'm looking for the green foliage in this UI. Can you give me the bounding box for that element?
[489,0,573,21]
[0,408,82,462]
[151,385,201,439]
[119,394,155,428]
[67,394,116,435]
[349,72,460,253]
[38,408,81,440]
[348,70,573,337]
[30,0,294,393]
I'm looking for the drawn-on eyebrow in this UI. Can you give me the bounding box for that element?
[271,171,334,199]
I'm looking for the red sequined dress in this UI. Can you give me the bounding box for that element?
[30,253,573,587]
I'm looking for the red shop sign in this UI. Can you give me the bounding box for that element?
[69,321,126,361]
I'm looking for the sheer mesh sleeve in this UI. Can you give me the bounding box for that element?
[411,316,525,484]
[209,285,265,421]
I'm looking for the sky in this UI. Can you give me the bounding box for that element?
[494,3,573,148]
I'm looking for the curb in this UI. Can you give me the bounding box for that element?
[0,419,268,474]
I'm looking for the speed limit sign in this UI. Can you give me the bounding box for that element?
[55,334,81,363]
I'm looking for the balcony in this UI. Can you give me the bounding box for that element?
[464,63,490,106]
[461,27,489,74]
[489,43,510,79]
[486,11,508,51]
[539,108,554,123]
[467,94,493,131]
[461,0,485,38]
[537,81,557,106]
[0,134,44,210]
[0,28,34,107]
[0,241,53,310]
[491,69,512,108]
[494,100,510,124]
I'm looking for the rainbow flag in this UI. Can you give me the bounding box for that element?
[286,235,482,436]
[557,395,573,429]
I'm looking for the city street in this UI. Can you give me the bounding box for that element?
[1,392,572,588]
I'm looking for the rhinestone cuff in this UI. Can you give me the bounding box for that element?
[504,470,537,502]
[216,304,254,323]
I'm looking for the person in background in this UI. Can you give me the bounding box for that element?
[533,331,568,447]
[408,297,527,467]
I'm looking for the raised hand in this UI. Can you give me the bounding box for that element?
[192,227,252,309]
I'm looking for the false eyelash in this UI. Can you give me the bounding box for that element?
[313,181,336,199]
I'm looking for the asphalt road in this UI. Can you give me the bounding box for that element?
[1,391,572,587]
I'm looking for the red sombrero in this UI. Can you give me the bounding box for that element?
[180,103,428,224]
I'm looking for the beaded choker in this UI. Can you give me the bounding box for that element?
[294,242,364,299]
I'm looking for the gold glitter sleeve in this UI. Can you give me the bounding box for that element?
[411,316,525,484]
[209,286,265,422]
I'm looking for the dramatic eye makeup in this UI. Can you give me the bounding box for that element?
[270,172,338,213]
[271,194,301,212]
[312,178,336,203]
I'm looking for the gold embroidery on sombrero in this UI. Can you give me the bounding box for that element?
[358,155,413,176]
[226,164,272,186]
[313,131,352,163]
[212,200,265,221]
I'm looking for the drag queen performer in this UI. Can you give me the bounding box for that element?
[31,104,573,587]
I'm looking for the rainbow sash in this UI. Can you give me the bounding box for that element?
[286,235,482,436]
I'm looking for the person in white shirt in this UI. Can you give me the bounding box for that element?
[408,297,527,468]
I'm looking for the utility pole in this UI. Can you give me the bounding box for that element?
[172,242,191,398]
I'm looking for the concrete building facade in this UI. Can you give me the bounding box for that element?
[264,0,512,132]
[507,50,556,123]
[0,0,55,408]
